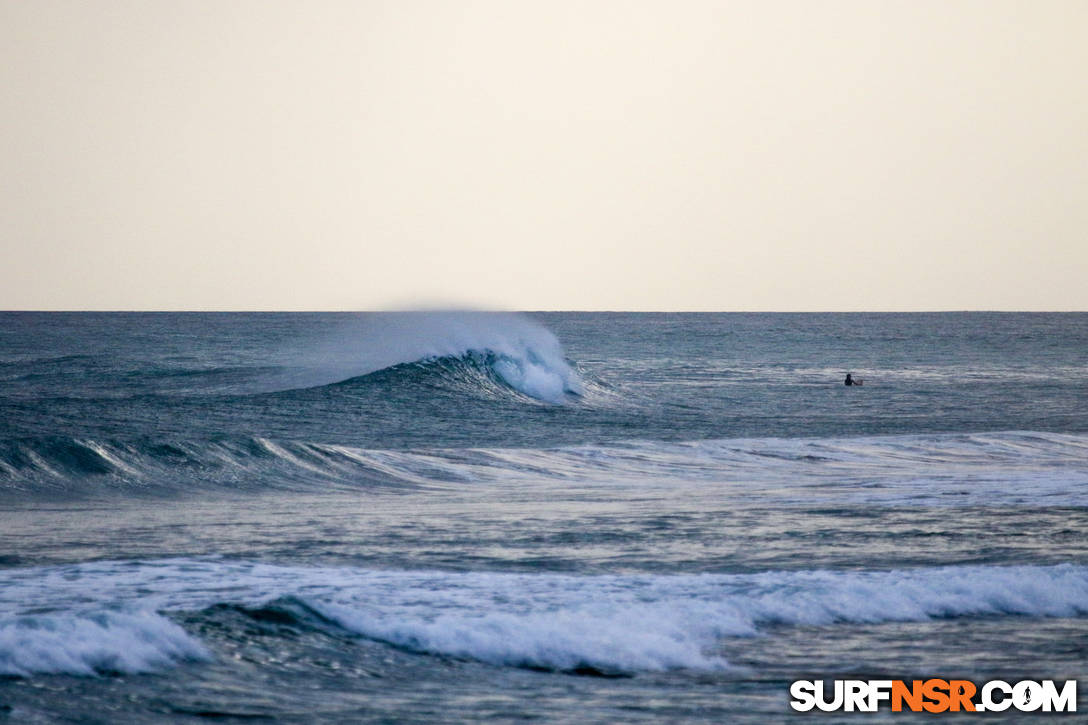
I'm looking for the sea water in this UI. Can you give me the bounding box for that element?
[1,311,1086,722]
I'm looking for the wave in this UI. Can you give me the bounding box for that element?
[0,436,452,494]
[305,563,1088,673]
[0,610,209,677]
[1,560,1086,676]
[272,311,584,403]
[0,311,586,404]
[334,349,587,404]
[3,431,1087,505]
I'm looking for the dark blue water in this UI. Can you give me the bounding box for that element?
[1,312,1086,722]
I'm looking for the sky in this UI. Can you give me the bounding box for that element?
[1,0,1086,311]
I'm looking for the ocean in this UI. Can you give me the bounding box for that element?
[1,311,1086,722]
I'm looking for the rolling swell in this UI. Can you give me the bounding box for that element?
[0,436,453,496]
[3,431,1086,505]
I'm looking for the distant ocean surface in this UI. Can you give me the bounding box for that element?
[1,311,1086,723]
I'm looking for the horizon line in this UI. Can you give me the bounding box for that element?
[2,309,1085,314]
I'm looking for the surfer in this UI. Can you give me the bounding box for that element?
[844,373,863,386]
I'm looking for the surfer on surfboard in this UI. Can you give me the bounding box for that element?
[845,373,863,386]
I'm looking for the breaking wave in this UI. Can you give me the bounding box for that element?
[0,610,209,677]
[1,560,1086,676]
[0,311,586,404]
[337,348,584,404]
[276,310,584,403]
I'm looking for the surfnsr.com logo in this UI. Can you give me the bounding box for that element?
[790,679,1078,713]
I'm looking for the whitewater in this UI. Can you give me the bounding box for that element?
[1,311,1086,722]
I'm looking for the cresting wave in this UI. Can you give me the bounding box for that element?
[1,560,1086,677]
[279,311,584,402]
[3,431,1087,505]
[0,311,586,403]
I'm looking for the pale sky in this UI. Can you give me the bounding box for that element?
[2,0,1085,310]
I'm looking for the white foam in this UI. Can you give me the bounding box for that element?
[300,564,1088,672]
[2,559,1085,675]
[311,600,727,672]
[0,610,209,677]
[491,354,574,403]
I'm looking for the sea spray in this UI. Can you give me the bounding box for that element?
[278,310,583,402]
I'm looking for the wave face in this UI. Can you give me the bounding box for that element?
[3,431,1087,505]
[1,559,1086,676]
